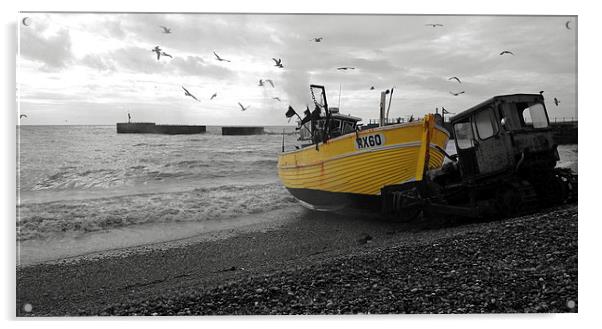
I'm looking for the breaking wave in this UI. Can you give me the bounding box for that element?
[17,182,296,241]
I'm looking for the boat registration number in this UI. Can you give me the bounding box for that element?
[355,133,385,150]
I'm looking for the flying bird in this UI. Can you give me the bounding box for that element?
[273,97,281,102]
[160,51,173,58]
[258,79,264,87]
[554,97,560,106]
[499,50,514,56]
[425,24,444,27]
[214,51,231,62]
[449,91,465,96]
[152,46,162,60]
[210,93,217,100]
[272,58,284,68]
[20,114,27,118]
[311,37,323,42]
[370,86,375,90]
[337,67,355,70]
[160,26,172,34]
[565,21,571,30]
[265,79,275,87]
[238,102,250,111]
[182,86,199,102]
[448,76,462,83]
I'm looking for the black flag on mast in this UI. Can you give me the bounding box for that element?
[299,106,312,126]
[285,105,297,118]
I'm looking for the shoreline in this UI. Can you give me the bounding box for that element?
[17,206,304,266]
[16,204,577,315]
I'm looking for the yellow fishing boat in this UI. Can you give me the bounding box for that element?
[278,85,450,211]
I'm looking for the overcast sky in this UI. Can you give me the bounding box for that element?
[17,13,577,125]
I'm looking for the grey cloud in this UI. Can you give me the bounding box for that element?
[171,56,236,79]
[80,54,116,71]
[20,91,87,102]
[102,17,127,39]
[108,46,171,74]
[118,14,275,55]
[20,27,73,69]
[77,45,237,80]
[110,17,127,39]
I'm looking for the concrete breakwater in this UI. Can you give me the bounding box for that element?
[116,123,206,135]
[222,126,265,135]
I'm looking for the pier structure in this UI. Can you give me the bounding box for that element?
[116,122,206,135]
[221,126,265,135]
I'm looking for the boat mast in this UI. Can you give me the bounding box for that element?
[338,83,342,109]
[386,87,394,123]
[379,90,388,127]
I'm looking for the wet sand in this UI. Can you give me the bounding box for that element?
[16,205,577,316]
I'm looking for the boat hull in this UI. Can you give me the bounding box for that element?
[285,187,382,211]
[277,115,449,210]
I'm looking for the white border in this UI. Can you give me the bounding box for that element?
[3,1,598,329]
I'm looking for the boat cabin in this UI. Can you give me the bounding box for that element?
[298,107,362,141]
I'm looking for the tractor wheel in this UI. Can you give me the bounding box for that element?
[494,180,536,218]
[390,188,423,222]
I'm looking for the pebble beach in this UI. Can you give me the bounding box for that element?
[16,204,577,316]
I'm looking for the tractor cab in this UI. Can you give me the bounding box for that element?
[450,94,557,179]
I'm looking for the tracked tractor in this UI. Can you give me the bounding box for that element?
[382,94,577,221]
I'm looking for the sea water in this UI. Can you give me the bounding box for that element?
[16,125,577,264]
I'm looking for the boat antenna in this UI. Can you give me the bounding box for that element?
[338,83,342,109]
[386,87,395,122]
[281,128,285,152]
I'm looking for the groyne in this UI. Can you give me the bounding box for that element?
[221,126,265,135]
[116,123,206,135]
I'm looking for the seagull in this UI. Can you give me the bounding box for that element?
[337,67,355,70]
[160,26,172,34]
[449,91,465,96]
[370,86,375,90]
[272,58,284,68]
[210,93,217,100]
[265,79,275,88]
[238,102,250,111]
[499,50,514,56]
[273,97,281,102]
[258,79,265,87]
[19,114,27,118]
[160,51,173,58]
[554,97,560,106]
[539,91,544,95]
[182,86,199,102]
[311,37,323,42]
[448,76,462,83]
[152,46,162,60]
[425,24,444,27]
[213,51,231,62]
[565,21,571,30]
